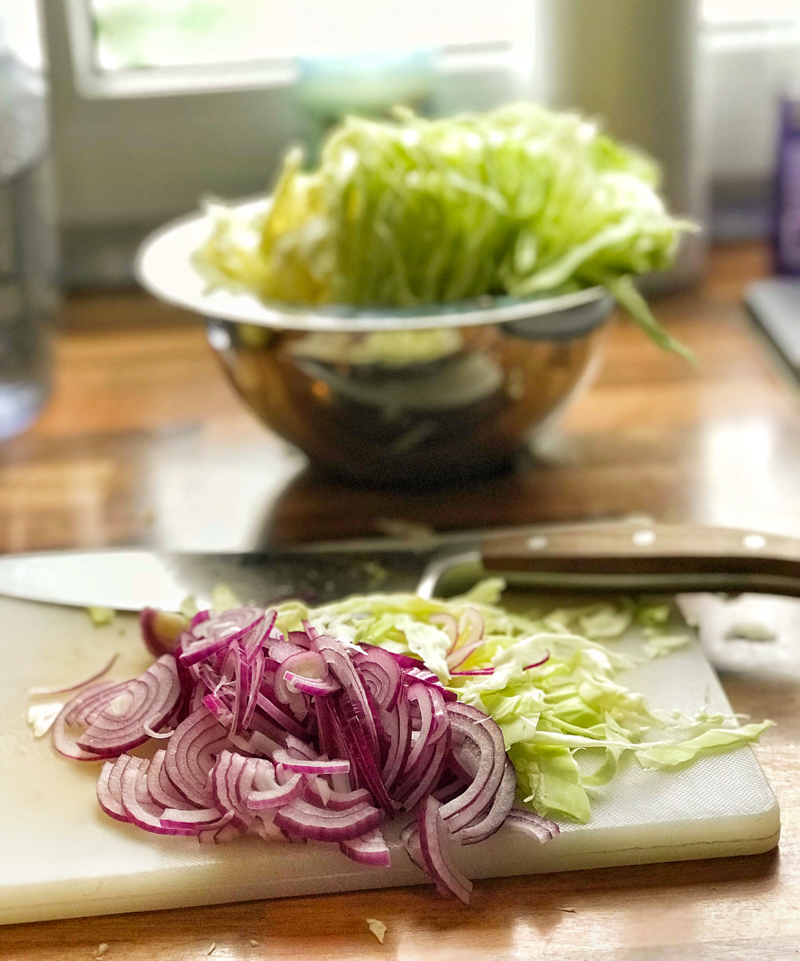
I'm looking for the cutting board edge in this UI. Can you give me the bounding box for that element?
[0,824,780,927]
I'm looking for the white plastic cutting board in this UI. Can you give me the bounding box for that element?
[0,596,779,925]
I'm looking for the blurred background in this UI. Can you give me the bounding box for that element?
[3,0,796,282]
[2,0,800,553]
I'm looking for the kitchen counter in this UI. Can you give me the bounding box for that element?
[2,242,799,960]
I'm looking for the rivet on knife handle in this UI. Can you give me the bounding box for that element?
[480,523,800,597]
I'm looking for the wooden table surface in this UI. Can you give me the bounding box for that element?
[3,242,800,959]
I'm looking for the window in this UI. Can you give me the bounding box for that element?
[65,0,536,98]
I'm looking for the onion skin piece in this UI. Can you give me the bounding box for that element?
[140,608,189,658]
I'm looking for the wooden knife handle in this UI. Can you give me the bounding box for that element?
[481,523,800,597]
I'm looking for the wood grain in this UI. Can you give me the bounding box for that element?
[2,242,800,959]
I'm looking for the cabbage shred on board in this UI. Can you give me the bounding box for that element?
[195,103,695,358]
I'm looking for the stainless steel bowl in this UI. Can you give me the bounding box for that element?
[203,291,613,486]
[136,208,614,486]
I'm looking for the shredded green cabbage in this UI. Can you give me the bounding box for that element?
[194,103,696,358]
[273,581,771,824]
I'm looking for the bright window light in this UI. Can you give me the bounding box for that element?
[702,0,800,24]
[85,0,533,71]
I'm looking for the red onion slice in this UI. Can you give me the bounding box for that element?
[120,756,194,836]
[163,707,229,807]
[455,760,517,845]
[274,798,384,843]
[247,770,304,810]
[355,647,402,712]
[275,650,338,700]
[305,778,373,811]
[446,641,485,672]
[29,654,118,696]
[314,635,380,760]
[53,682,122,760]
[503,809,560,842]
[440,704,507,832]
[180,608,264,667]
[273,748,350,776]
[398,736,450,812]
[147,750,194,809]
[523,653,550,671]
[96,756,131,821]
[161,808,230,833]
[429,613,458,651]
[75,656,181,757]
[339,828,391,868]
[417,795,472,904]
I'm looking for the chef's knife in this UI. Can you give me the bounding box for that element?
[2,522,800,610]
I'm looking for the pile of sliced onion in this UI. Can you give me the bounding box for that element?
[47,604,558,904]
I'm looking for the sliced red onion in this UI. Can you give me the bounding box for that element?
[381,696,411,790]
[458,608,484,645]
[355,647,402,712]
[147,750,194,809]
[47,599,561,902]
[284,734,318,760]
[287,630,313,649]
[274,798,384,843]
[180,608,264,667]
[256,691,309,740]
[429,613,458,650]
[202,692,233,726]
[96,756,131,822]
[523,653,550,671]
[399,735,450,812]
[417,795,472,904]
[53,682,122,760]
[275,650,338,700]
[120,756,194,836]
[75,656,182,757]
[450,668,495,676]
[163,708,229,807]
[335,691,394,814]
[339,828,391,868]
[244,610,275,662]
[273,748,349,776]
[161,808,231,833]
[455,760,517,845]
[140,608,188,658]
[446,641,485,671]
[314,634,380,759]
[241,651,265,730]
[503,809,560,842]
[29,653,118,697]
[247,770,304,810]
[305,778,372,811]
[440,703,507,832]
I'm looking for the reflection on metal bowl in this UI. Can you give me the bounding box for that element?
[205,292,614,487]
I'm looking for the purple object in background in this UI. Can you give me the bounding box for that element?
[774,97,800,276]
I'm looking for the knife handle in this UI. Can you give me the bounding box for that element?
[481,523,800,597]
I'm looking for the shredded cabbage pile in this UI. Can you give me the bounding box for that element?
[195,103,695,358]
[270,581,770,824]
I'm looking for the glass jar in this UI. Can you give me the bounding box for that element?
[0,3,58,440]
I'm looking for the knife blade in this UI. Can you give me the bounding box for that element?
[3,521,800,611]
